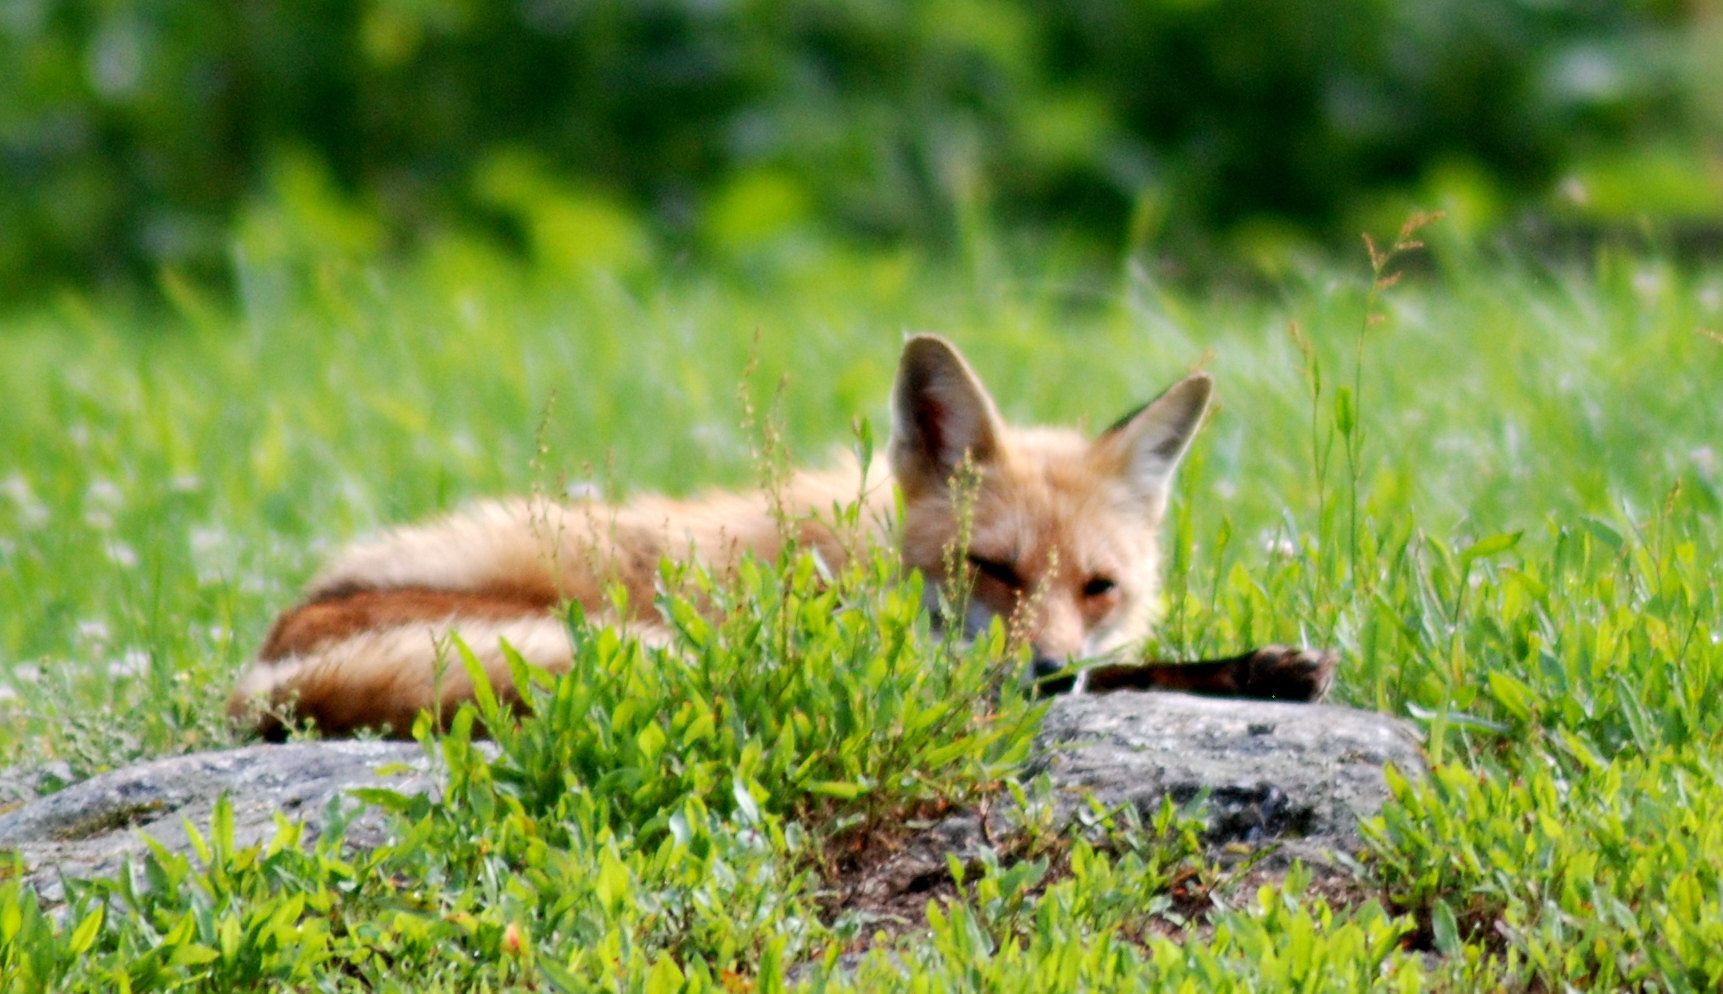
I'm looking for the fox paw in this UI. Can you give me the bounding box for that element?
[1242,645,1338,703]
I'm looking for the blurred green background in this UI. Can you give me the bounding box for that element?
[3,0,1720,301]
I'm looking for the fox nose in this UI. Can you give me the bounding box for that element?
[1029,652,1078,696]
[1030,654,1067,680]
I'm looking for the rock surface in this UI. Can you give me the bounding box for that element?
[0,741,440,904]
[1029,690,1426,849]
[835,691,1425,913]
[0,691,1423,906]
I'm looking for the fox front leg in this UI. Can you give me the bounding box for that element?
[1036,646,1337,703]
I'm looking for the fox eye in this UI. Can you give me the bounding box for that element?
[1083,576,1117,598]
[966,553,1023,589]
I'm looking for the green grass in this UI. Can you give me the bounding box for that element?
[2,218,1723,989]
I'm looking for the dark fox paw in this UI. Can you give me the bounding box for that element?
[1241,645,1338,703]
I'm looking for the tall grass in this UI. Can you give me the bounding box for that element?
[2,220,1722,988]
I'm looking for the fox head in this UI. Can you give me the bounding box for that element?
[888,334,1211,680]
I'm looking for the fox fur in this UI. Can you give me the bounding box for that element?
[231,334,1329,738]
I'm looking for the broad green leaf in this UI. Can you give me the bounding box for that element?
[645,952,685,994]
[1430,898,1462,958]
[805,780,866,800]
[1487,671,1536,722]
[454,634,499,718]
[1460,530,1522,563]
[66,905,103,955]
[169,943,221,967]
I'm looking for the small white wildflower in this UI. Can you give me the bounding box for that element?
[11,665,40,682]
[1,474,49,528]
[1699,283,1722,314]
[566,480,603,501]
[84,510,114,531]
[690,422,738,456]
[0,686,17,705]
[171,475,201,493]
[1259,529,1299,557]
[107,650,150,679]
[106,540,139,568]
[86,479,123,509]
[1213,479,1238,500]
[190,526,229,555]
[1435,434,1484,455]
[1632,268,1665,301]
[77,620,111,644]
[191,526,235,584]
[1691,446,1719,478]
[69,424,90,448]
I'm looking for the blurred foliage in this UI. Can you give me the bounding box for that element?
[0,0,1715,298]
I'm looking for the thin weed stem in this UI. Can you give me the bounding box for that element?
[1346,210,1443,586]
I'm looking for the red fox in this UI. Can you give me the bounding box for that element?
[230,335,1333,737]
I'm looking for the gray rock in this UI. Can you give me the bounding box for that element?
[820,692,1425,931]
[0,692,1422,910]
[0,741,444,904]
[1029,690,1425,850]
[0,760,76,807]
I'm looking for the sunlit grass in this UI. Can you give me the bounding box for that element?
[2,224,1722,988]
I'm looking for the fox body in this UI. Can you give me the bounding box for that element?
[232,335,1329,737]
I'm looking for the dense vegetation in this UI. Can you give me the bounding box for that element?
[5,0,1717,297]
[2,211,1722,986]
[8,0,1723,985]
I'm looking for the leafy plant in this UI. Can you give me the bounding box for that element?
[449,544,1042,843]
[4,229,1723,988]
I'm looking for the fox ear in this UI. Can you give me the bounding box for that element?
[890,334,1005,493]
[1097,373,1212,505]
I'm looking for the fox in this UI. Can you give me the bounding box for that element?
[229,334,1334,738]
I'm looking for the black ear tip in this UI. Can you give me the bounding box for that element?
[1100,371,1216,447]
[1174,372,1215,410]
[900,333,961,364]
[896,336,973,398]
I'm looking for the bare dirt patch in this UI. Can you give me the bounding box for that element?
[813,809,1386,957]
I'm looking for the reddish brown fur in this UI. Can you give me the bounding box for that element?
[258,588,555,661]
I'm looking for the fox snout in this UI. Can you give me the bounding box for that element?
[1019,600,1093,683]
[1029,654,1068,681]
[1027,649,1093,696]
[934,596,1094,693]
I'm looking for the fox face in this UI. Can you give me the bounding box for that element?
[889,335,1211,679]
